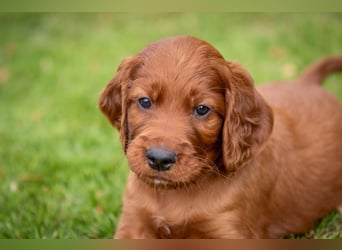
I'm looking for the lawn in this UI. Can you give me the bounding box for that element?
[0,13,341,239]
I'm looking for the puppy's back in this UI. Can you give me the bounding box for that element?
[255,58,342,236]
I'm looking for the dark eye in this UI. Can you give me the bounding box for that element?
[137,97,152,110]
[194,105,210,117]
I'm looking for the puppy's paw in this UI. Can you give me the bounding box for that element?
[337,204,342,214]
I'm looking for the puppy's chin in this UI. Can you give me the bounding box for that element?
[137,174,187,189]
[129,165,202,190]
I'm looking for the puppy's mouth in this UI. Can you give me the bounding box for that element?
[126,142,210,189]
[138,174,179,189]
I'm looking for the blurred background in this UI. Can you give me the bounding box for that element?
[0,13,341,238]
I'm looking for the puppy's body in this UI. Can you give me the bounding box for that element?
[99,36,342,238]
[116,82,342,239]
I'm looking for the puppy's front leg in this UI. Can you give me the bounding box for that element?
[114,207,154,239]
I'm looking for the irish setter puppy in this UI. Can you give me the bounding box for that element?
[99,36,342,238]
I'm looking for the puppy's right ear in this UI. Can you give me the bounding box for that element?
[217,60,274,172]
[98,55,142,151]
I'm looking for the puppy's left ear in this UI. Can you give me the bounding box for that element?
[217,60,274,172]
[98,55,142,153]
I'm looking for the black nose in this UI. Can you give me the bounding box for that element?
[145,148,176,171]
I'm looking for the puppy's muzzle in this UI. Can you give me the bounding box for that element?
[145,148,177,171]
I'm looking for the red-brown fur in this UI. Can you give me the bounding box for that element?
[99,36,342,238]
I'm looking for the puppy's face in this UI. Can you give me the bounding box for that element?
[99,36,273,189]
[125,63,225,188]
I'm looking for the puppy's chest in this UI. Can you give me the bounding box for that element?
[149,215,212,239]
[142,196,217,238]
[145,201,222,238]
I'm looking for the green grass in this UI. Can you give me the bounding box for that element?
[0,13,341,239]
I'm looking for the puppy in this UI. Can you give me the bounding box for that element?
[99,36,342,238]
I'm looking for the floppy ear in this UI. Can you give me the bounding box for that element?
[98,55,142,153]
[217,60,274,172]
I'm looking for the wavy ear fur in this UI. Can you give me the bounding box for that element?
[98,55,142,153]
[217,61,274,172]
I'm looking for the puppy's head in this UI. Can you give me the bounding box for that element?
[99,36,273,188]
